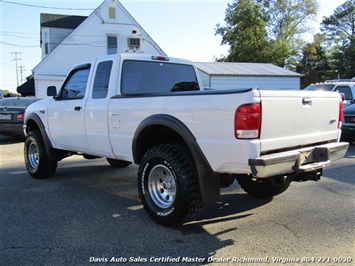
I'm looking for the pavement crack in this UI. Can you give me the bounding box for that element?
[269,220,300,238]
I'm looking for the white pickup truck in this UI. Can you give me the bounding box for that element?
[23,54,348,226]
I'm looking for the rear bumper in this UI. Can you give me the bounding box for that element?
[249,142,349,178]
[0,123,24,137]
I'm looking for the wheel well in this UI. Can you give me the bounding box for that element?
[135,125,186,163]
[24,115,70,161]
[25,119,40,134]
[133,115,220,203]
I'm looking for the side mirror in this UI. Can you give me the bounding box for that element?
[47,86,57,97]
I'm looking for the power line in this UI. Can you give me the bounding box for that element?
[0,41,38,47]
[0,0,95,10]
[0,61,16,67]
[1,32,39,41]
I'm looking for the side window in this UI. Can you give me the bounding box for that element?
[60,66,90,100]
[336,86,353,100]
[92,61,113,99]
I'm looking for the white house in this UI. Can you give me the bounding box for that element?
[30,0,166,98]
[195,62,302,90]
[17,0,302,96]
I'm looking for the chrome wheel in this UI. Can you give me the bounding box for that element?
[27,142,39,172]
[24,130,57,179]
[148,165,176,209]
[138,144,204,226]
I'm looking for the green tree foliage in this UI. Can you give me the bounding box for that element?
[1,89,20,97]
[215,0,269,62]
[321,0,355,78]
[296,34,331,87]
[215,0,318,68]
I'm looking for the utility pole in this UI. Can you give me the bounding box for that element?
[11,52,22,87]
[18,66,26,84]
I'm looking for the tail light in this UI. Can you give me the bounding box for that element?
[235,103,261,139]
[338,101,343,129]
[16,113,24,120]
[151,56,169,61]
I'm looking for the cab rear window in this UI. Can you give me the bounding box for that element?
[121,60,199,95]
[304,84,335,91]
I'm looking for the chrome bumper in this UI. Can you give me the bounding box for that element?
[22,124,27,137]
[249,142,349,178]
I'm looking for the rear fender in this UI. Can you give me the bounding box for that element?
[132,114,220,203]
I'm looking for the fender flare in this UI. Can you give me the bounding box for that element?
[24,113,67,161]
[132,114,220,203]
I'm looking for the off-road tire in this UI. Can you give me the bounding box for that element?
[236,176,289,198]
[106,158,132,168]
[137,144,204,226]
[24,130,57,179]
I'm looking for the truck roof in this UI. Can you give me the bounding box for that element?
[73,53,194,67]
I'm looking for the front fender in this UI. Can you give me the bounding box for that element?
[24,113,67,161]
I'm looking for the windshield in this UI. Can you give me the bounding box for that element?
[304,84,335,91]
[0,98,37,107]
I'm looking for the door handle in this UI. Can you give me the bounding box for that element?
[74,106,82,111]
[302,98,312,105]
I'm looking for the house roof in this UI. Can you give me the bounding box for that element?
[17,77,35,96]
[195,62,302,77]
[41,13,87,29]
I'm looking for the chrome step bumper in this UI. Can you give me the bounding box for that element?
[249,142,349,178]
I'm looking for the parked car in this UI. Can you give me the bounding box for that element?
[341,103,355,144]
[304,81,355,107]
[0,97,38,137]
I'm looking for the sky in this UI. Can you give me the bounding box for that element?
[0,0,347,92]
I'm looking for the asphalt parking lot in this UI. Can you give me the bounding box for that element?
[0,135,354,265]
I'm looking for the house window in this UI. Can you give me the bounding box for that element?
[107,36,117,55]
[44,32,49,54]
[109,7,116,19]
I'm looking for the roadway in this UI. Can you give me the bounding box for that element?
[0,135,354,265]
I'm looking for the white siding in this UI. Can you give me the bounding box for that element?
[41,28,74,59]
[207,76,300,90]
[34,0,165,97]
[34,75,66,98]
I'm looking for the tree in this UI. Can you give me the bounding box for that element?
[296,33,331,87]
[261,0,318,68]
[321,0,355,78]
[215,0,270,62]
[1,89,20,97]
[262,0,318,40]
[215,0,318,68]
[321,0,355,46]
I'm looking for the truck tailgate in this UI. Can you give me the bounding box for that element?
[259,90,341,153]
